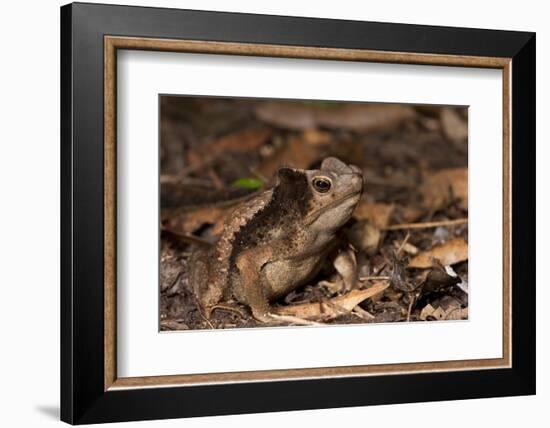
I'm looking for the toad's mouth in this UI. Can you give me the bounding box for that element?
[303,189,362,225]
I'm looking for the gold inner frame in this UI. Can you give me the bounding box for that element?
[104,35,512,391]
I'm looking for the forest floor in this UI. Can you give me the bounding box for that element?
[159,97,469,330]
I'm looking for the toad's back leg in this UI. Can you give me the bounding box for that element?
[190,249,226,317]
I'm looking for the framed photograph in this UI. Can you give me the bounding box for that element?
[60,2,535,424]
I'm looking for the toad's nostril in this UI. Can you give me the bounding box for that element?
[351,173,363,183]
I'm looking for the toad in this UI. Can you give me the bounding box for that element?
[190,157,363,322]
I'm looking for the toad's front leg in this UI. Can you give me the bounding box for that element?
[234,248,274,323]
[235,247,324,326]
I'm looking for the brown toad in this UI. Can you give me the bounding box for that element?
[190,157,363,322]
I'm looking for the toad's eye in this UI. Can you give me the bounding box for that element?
[312,177,332,193]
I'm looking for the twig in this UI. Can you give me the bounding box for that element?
[406,294,416,322]
[384,218,468,231]
[353,306,375,320]
[396,231,411,256]
[365,237,405,293]
[192,294,215,329]
[268,313,325,326]
[372,263,387,277]
[159,175,216,187]
[207,167,225,190]
[248,166,269,184]
[359,275,391,281]
[324,300,352,318]
[198,310,214,329]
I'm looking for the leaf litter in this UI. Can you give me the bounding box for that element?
[160,96,470,329]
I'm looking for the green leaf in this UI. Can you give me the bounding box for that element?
[232,177,263,190]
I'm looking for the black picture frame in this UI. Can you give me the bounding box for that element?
[61,2,535,424]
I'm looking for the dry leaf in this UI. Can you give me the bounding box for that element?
[276,282,389,319]
[160,247,183,292]
[319,248,358,294]
[397,205,425,223]
[353,202,394,228]
[257,136,321,178]
[347,221,381,255]
[333,249,358,291]
[188,128,272,169]
[315,104,416,132]
[408,238,468,269]
[441,108,468,144]
[445,307,468,320]
[164,206,230,237]
[420,167,468,210]
[161,183,257,211]
[420,296,468,321]
[400,242,419,255]
[348,202,394,257]
[255,102,316,130]
[301,128,331,146]
[390,256,414,292]
[161,319,189,330]
[418,263,461,294]
[256,102,416,132]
